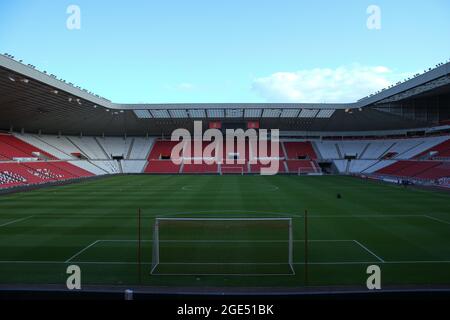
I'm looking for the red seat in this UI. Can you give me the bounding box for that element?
[0,135,56,160]
[286,160,319,173]
[183,163,218,173]
[284,142,317,160]
[145,160,180,173]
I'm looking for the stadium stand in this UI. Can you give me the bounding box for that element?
[68,160,109,175]
[0,132,449,189]
[144,140,182,173]
[338,141,368,159]
[0,134,95,189]
[285,160,317,174]
[0,134,52,160]
[374,160,448,181]
[127,137,155,160]
[96,137,131,159]
[315,141,340,160]
[416,162,450,180]
[360,141,395,159]
[183,163,219,174]
[67,136,109,160]
[0,169,27,187]
[89,160,121,174]
[145,160,181,173]
[15,134,74,160]
[283,142,317,160]
[148,140,180,160]
[121,160,148,173]
[415,139,450,160]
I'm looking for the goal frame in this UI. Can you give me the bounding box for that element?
[150,217,294,275]
[220,166,245,176]
[297,167,316,175]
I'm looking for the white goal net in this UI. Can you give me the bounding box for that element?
[151,217,294,275]
[221,166,245,175]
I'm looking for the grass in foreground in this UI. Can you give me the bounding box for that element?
[0,175,449,289]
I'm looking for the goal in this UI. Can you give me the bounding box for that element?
[221,166,245,175]
[297,166,319,175]
[151,218,294,275]
[297,167,312,175]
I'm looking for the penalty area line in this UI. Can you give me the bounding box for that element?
[0,216,34,228]
[353,240,385,263]
[1,260,450,265]
[424,215,450,226]
[65,240,101,263]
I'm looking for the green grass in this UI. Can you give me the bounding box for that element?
[0,175,449,289]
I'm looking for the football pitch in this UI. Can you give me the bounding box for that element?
[0,175,449,290]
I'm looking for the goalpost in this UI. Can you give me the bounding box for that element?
[221,166,245,175]
[151,217,294,276]
[297,167,313,175]
[297,166,321,175]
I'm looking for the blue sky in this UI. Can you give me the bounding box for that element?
[0,0,449,103]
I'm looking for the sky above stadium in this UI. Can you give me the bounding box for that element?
[0,0,449,104]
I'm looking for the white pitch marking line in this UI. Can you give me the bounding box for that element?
[65,240,101,263]
[1,260,450,265]
[181,185,280,192]
[98,239,354,243]
[353,240,385,263]
[152,273,294,277]
[424,215,450,226]
[0,216,34,227]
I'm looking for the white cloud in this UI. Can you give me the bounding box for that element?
[252,64,408,103]
[177,83,195,91]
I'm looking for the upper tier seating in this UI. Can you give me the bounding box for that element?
[313,136,449,160]
[223,139,251,163]
[0,134,56,160]
[148,140,181,160]
[315,141,340,159]
[415,139,450,159]
[67,136,108,159]
[145,140,183,173]
[338,141,369,158]
[29,135,81,159]
[362,141,395,159]
[128,138,155,160]
[284,142,317,160]
[96,137,131,158]
[15,134,74,160]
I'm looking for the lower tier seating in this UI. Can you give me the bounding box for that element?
[286,160,319,173]
[183,163,219,173]
[144,160,181,173]
[0,161,94,189]
[375,160,449,181]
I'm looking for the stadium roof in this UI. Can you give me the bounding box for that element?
[1,54,449,136]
